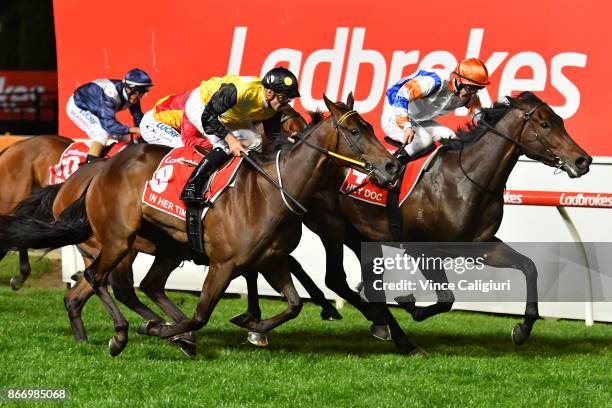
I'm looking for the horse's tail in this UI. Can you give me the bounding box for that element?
[0,187,93,251]
[12,184,63,222]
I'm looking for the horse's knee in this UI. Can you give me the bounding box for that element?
[520,259,538,278]
[287,300,303,320]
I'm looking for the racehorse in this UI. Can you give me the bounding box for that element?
[0,95,402,356]
[0,135,71,289]
[242,92,592,347]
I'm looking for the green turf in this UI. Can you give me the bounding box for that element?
[0,253,58,286]
[0,287,611,407]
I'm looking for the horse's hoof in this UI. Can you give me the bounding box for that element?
[395,293,416,307]
[137,320,165,336]
[230,312,257,328]
[395,294,417,315]
[511,323,531,346]
[9,277,23,291]
[247,332,268,347]
[170,332,197,357]
[407,347,429,358]
[108,336,127,357]
[370,324,392,341]
[320,307,343,321]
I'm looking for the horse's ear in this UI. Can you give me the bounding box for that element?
[323,94,340,117]
[346,92,355,109]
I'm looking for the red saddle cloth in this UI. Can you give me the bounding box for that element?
[339,145,440,207]
[142,147,243,220]
[48,141,128,185]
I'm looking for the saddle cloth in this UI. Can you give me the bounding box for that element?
[48,141,128,185]
[339,145,440,206]
[142,146,243,220]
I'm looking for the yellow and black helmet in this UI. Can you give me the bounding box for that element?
[262,67,300,98]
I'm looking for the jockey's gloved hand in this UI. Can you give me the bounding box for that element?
[226,134,249,156]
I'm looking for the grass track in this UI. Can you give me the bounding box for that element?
[0,287,611,407]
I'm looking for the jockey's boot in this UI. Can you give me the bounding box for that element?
[180,147,230,206]
[86,140,104,164]
[86,154,100,164]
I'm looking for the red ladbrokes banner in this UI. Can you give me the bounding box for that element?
[54,0,611,157]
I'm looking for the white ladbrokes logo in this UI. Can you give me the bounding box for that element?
[228,27,586,117]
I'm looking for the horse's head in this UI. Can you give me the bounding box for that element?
[323,93,400,187]
[507,92,592,178]
[280,105,307,136]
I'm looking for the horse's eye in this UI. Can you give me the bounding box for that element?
[540,121,550,129]
[350,128,360,136]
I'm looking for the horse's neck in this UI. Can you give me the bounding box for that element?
[456,112,523,195]
[259,120,336,213]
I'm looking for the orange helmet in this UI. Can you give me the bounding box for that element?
[450,58,489,93]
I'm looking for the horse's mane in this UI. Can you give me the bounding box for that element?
[251,110,325,163]
[441,91,542,150]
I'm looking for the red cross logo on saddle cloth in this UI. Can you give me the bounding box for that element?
[340,145,441,207]
[48,141,128,185]
[142,147,243,220]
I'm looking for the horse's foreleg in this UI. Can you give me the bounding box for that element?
[288,255,342,320]
[395,263,455,322]
[138,252,186,324]
[160,262,234,349]
[483,238,539,345]
[9,249,32,290]
[229,270,262,328]
[245,259,303,334]
[108,252,164,325]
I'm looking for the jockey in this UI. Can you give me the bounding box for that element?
[382,58,489,162]
[66,68,153,162]
[179,67,300,206]
[140,90,213,149]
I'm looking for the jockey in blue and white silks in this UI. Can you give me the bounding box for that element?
[382,58,489,161]
[66,68,153,162]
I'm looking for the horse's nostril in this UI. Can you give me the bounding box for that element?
[385,160,399,175]
[575,156,590,170]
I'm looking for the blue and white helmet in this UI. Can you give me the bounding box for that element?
[123,68,153,93]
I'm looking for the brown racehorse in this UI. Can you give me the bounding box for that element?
[0,106,338,357]
[0,135,71,289]
[0,136,187,341]
[243,92,592,347]
[0,95,402,356]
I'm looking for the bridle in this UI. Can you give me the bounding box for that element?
[459,101,566,194]
[292,110,375,173]
[273,109,383,214]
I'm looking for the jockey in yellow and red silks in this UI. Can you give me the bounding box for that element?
[382,58,490,162]
[179,67,301,206]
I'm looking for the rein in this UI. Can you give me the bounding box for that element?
[244,109,376,214]
[292,110,374,172]
[459,102,565,194]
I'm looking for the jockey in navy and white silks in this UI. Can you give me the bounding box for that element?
[381,58,489,161]
[66,68,153,162]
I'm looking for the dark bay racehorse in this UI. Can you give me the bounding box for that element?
[0,106,338,357]
[244,92,592,347]
[0,135,72,289]
[0,95,402,356]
